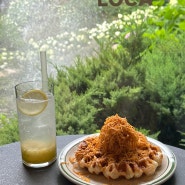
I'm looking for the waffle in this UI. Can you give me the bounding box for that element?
[74,114,163,179]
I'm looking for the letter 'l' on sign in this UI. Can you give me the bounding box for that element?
[98,0,108,6]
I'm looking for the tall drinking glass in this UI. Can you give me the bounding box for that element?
[15,81,56,168]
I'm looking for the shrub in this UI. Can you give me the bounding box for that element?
[54,40,144,134]
[1,0,185,146]
[135,33,185,145]
[0,114,19,145]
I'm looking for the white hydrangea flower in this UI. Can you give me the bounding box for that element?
[118,14,123,19]
[115,31,120,36]
[97,32,105,39]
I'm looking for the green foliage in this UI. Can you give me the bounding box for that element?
[137,34,185,124]
[54,44,143,134]
[1,0,185,146]
[137,127,160,140]
[0,114,19,145]
[54,1,185,141]
[53,2,185,148]
[144,1,185,46]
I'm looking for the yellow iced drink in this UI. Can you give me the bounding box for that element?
[15,82,57,168]
[21,140,56,164]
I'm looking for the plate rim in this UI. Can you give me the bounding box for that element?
[58,134,177,185]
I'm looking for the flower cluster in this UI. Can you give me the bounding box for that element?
[88,7,156,43]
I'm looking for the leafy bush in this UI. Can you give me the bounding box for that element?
[54,31,146,134]
[0,114,19,145]
[53,5,155,134]
[137,127,160,140]
[135,33,185,144]
[144,0,185,45]
[1,1,185,147]
[54,1,185,147]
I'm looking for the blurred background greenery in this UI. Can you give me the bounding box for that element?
[1,0,185,148]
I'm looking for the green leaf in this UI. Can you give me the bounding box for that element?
[179,21,185,31]
[152,0,165,6]
[178,0,185,6]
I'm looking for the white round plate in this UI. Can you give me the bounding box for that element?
[58,134,176,185]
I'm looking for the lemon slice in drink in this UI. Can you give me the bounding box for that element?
[18,89,48,116]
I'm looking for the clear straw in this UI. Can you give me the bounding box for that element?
[40,51,48,92]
